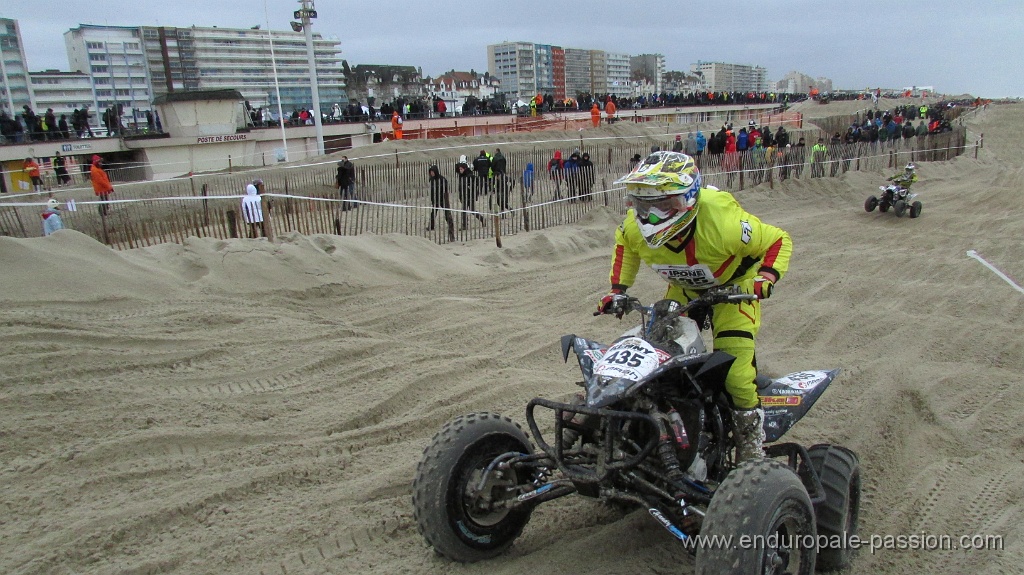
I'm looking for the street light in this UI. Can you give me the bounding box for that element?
[291,0,324,156]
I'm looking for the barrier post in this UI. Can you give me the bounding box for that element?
[493,214,502,248]
[228,155,232,174]
[975,140,979,159]
[201,183,209,225]
[226,209,239,238]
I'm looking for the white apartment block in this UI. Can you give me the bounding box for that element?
[29,70,95,125]
[1,18,33,117]
[65,25,153,128]
[65,24,346,125]
[690,61,768,93]
[489,42,634,101]
[186,26,347,112]
[604,52,632,98]
[488,42,539,101]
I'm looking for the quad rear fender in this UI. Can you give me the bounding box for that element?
[760,369,840,442]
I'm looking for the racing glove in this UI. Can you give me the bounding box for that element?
[738,275,775,300]
[597,289,627,317]
[752,276,774,300]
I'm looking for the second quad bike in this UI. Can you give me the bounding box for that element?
[865,183,921,218]
[413,286,861,574]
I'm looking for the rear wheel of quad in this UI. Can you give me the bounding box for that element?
[413,412,535,562]
[696,459,816,575]
[808,445,861,572]
[910,201,922,218]
[864,196,878,212]
[894,200,907,217]
[878,202,890,213]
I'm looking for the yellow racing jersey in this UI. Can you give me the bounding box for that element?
[610,188,792,301]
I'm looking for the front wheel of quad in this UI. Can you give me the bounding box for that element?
[910,201,922,218]
[894,200,907,217]
[864,196,878,212]
[696,459,816,575]
[878,202,890,213]
[413,412,535,562]
[808,445,861,571]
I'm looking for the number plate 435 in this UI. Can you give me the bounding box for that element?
[592,337,670,381]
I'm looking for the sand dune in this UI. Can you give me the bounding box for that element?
[1,102,1021,575]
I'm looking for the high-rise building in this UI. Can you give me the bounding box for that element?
[488,42,537,101]
[589,50,607,95]
[187,26,346,112]
[29,70,94,127]
[630,54,666,95]
[776,71,833,94]
[64,25,153,129]
[0,18,33,117]
[140,26,200,98]
[66,24,347,122]
[488,41,635,101]
[690,61,768,93]
[564,48,592,99]
[604,52,631,98]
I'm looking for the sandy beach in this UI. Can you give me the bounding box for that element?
[2,98,1022,575]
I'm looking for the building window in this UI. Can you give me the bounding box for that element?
[92,66,108,73]
[87,41,104,50]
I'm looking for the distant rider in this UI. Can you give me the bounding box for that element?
[597,151,793,462]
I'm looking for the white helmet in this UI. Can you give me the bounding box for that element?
[614,151,702,248]
[905,162,916,172]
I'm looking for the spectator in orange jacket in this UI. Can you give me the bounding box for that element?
[391,110,404,140]
[591,103,601,127]
[24,157,44,192]
[605,99,617,123]
[90,154,114,215]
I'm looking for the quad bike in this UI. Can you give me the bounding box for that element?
[413,286,861,574]
[865,183,921,218]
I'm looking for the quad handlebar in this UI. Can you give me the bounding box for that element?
[594,285,757,318]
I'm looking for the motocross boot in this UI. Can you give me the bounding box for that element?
[732,406,767,462]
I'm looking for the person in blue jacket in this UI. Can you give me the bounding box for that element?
[522,162,535,202]
[695,130,707,157]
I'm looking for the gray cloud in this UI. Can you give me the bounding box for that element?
[5,0,1022,97]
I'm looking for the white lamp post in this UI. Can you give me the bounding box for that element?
[292,0,325,156]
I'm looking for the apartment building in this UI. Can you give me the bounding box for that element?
[489,41,643,102]
[64,25,153,129]
[485,41,552,101]
[630,54,666,95]
[564,48,592,99]
[65,24,346,124]
[186,26,346,112]
[604,51,631,98]
[0,18,33,116]
[690,61,768,93]
[28,70,94,125]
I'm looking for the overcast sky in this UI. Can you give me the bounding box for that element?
[4,0,1022,97]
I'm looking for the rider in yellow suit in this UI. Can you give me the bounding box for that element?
[598,151,792,462]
